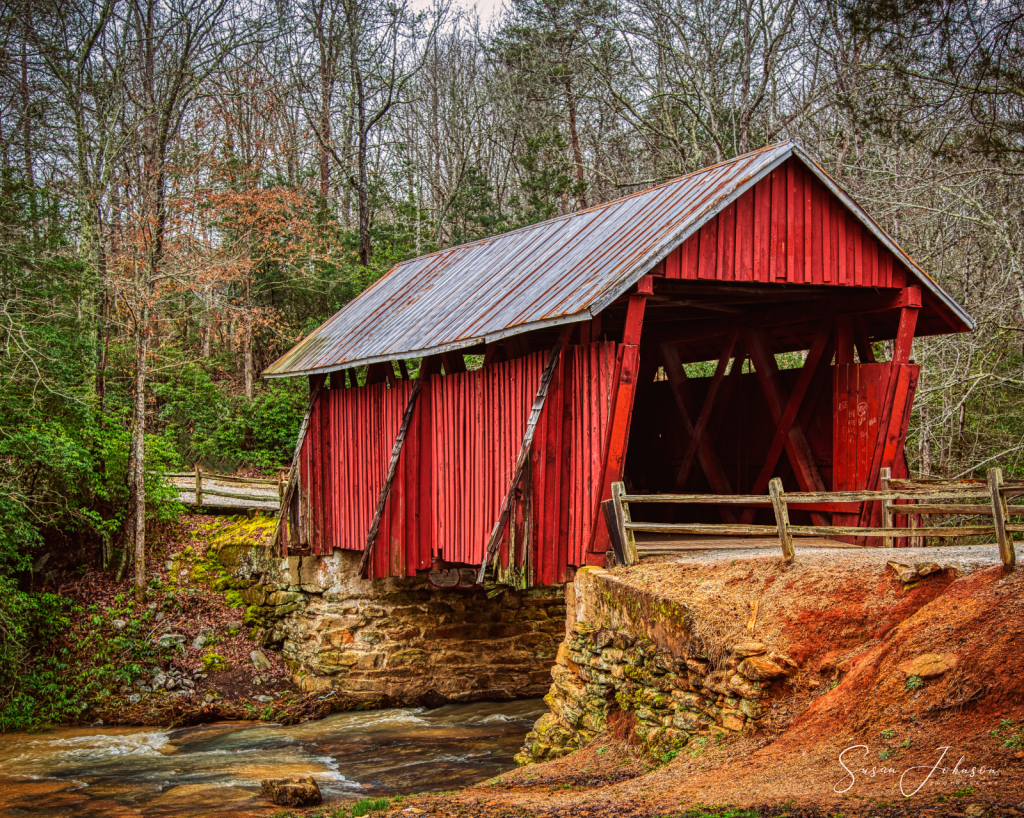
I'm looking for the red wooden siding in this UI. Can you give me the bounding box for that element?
[659,158,906,289]
[301,379,415,558]
[430,352,545,568]
[297,343,618,583]
[832,362,920,536]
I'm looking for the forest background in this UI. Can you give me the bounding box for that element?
[1,0,1022,729]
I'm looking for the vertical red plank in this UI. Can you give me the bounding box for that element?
[770,165,787,281]
[556,350,573,582]
[837,207,848,285]
[588,343,603,555]
[753,176,771,282]
[856,370,870,489]
[853,222,864,286]
[321,390,332,556]
[864,237,875,286]
[538,358,558,585]
[822,191,834,284]
[687,232,700,279]
[833,364,845,491]
[736,186,754,281]
[419,380,432,569]
[811,181,824,285]
[803,167,813,284]
[573,349,585,564]
[666,246,681,279]
[310,398,322,553]
[718,201,736,281]
[846,214,857,286]
[787,161,799,282]
[698,216,717,279]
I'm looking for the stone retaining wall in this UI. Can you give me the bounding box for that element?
[517,566,795,763]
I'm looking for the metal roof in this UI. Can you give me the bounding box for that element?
[265,142,973,378]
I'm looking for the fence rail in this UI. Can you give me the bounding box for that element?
[605,467,1020,570]
[166,468,284,510]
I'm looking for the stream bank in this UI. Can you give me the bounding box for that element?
[51,513,565,730]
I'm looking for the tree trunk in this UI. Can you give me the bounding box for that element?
[243,325,254,400]
[564,78,588,209]
[130,316,149,603]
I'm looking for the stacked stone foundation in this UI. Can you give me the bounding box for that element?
[217,535,566,705]
[518,566,795,763]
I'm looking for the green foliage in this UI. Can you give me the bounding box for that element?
[905,675,924,691]
[153,362,306,471]
[517,127,585,224]
[991,718,1024,749]
[447,166,512,245]
[0,586,168,731]
[349,797,393,816]
[667,807,760,818]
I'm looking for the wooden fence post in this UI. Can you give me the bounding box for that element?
[989,467,1015,570]
[768,477,794,563]
[195,465,203,507]
[880,467,893,548]
[611,482,639,566]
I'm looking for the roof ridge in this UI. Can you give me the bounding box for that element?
[392,142,792,267]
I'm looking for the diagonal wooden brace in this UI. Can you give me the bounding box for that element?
[672,328,740,491]
[659,342,738,523]
[359,378,423,577]
[478,341,566,583]
[745,329,829,526]
[740,316,834,523]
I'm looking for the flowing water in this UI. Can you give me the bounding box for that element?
[0,699,546,817]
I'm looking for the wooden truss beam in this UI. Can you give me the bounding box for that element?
[589,285,650,556]
[740,316,834,524]
[745,329,829,525]
[659,342,738,523]
[654,289,922,348]
[671,328,741,492]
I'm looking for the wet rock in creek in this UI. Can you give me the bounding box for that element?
[260,776,322,807]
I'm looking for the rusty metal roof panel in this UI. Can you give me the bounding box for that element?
[265,142,971,377]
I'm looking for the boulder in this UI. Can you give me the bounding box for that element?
[192,634,208,650]
[737,656,786,681]
[250,650,273,672]
[260,776,322,807]
[158,633,185,647]
[111,619,127,631]
[897,652,957,679]
[887,561,920,584]
[730,640,767,657]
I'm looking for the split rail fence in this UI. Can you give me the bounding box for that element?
[166,468,284,510]
[605,467,1021,571]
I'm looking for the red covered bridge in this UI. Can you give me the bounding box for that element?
[265,142,972,586]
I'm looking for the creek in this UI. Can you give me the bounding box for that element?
[0,698,545,817]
